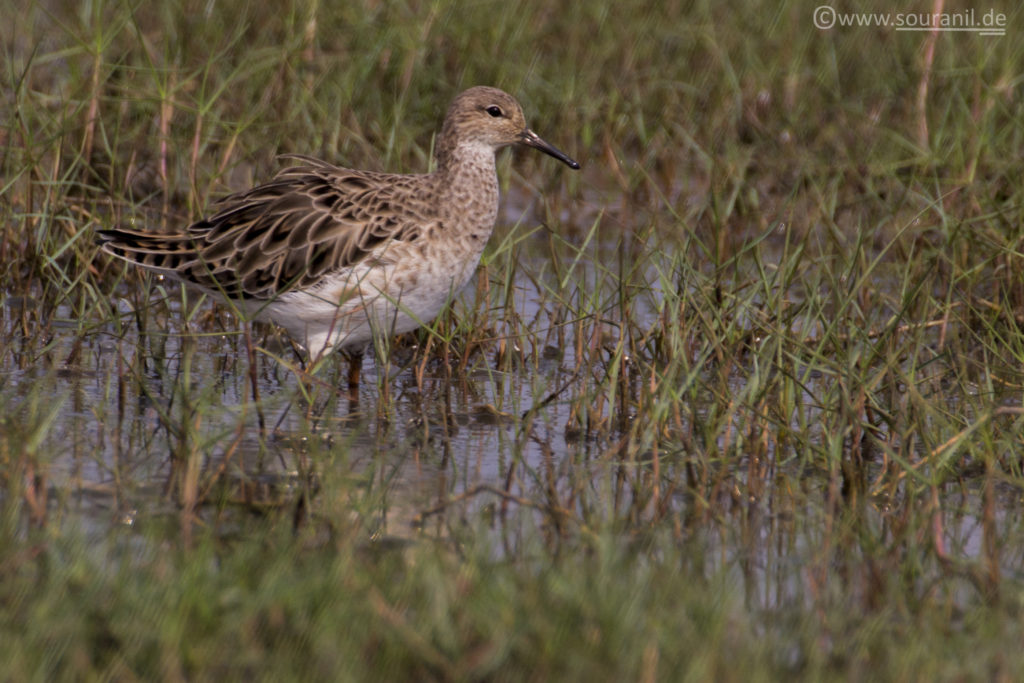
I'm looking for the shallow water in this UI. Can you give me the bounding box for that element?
[0,315,1006,533]
[1,214,1019,609]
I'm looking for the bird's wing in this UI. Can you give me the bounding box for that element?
[98,156,430,300]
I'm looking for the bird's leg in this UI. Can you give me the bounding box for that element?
[346,350,363,390]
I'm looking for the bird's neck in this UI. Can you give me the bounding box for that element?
[435,142,500,229]
[435,137,496,176]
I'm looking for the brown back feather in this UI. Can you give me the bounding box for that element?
[99,158,435,300]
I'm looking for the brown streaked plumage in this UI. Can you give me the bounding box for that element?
[97,86,579,362]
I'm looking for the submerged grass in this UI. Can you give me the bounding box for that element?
[3,0,1024,679]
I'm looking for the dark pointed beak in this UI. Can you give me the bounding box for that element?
[518,129,580,170]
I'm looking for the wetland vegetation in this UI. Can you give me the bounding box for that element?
[3,0,1024,679]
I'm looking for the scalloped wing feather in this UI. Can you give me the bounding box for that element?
[100,160,433,300]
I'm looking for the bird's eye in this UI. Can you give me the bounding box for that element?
[485,105,503,117]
